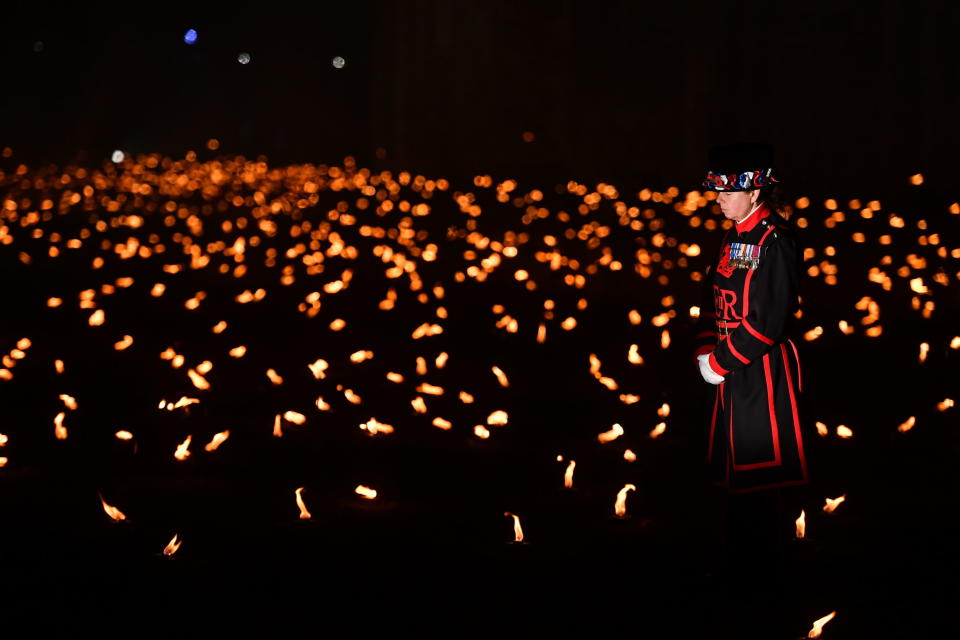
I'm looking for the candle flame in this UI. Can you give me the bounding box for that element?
[627,344,644,365]
[54,411,67,440]
[474,425,490,439]
[486,410,508,426]
[504,511,524,542]
[657,403,670,417]
[273,414,283,437]
[807,611,837,638]
[204,430,230,451]
[174,435,192,461]
[59,394,78,410]
[937,398,955,412]
[491,366,510,387]
[295,487,312,519]
[360,417,394,435]
[823,495,846,513]
[563,459,576,488]
[897,416,916,433]
[795,510,806,538]
[355,485,377,499]
[432,417,452,430]
[615,484,636,517]
[99,493,127,522]
[816,421,829,437]
[623,449,637,462]
[836,425,853,438]
[649,422,667,439]
[597,422,624,444]
[307,359,329,379]
[162,534,182,556]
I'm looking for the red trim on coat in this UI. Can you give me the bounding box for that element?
[788,338,802,393]
[782,342,809,483]
[735,201,770,234]
[731,352,782,471]
[708,352,729,375]
[727,339,751,365]
[742,318,774,345]
[696,330,718,340]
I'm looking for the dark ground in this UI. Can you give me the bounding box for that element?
[0,155,957,638]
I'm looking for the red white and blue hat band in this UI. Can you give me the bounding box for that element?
[702,167,779,191]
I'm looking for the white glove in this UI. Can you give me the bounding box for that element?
[697,353,725,385]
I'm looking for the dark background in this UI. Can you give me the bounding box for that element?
[1,0,958,196]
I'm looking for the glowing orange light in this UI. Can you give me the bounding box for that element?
[355,485,377,500]
[163,534,182,557]
[823,495,846,513]
[504,512,524,542]
[597,423,624,443]
[174,435,192,461]
[807,611,837,638]
[795,510,806,538]
[204,430,230,451]
[295,487,312,520]
[99,493,127,522]
[563,460,576,488]
[614,484,636,518]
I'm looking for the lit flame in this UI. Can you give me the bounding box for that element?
[54,411,67,440]
[486,410,508,426]
[59,393,78,410]
[308,359,329,379]
[614,484,636,517]
[795,510,806,538]
[114,335,134,350]
[0,433,7,447]
[823,495,846,513]
[623,449,637,462]
[649,422,667,439]
[657,403,670,418]
[597,422,624,443]
[816,421,829,437]
[411,396,428,414]
[627,344,644,365]
[295,487,312,520]
[836,425,853,438]
[99,493,127,522]
[273,414,283,437]
[491,366,510,387]
[283,411,307,425]
[474,425,490,439]
[360,417,395,435]
[919,342,929,363]
[355,485,377,499]
[162,534,182,556]
[204,430,230,451]
[950,336,960,350]
[266,368,284,385]
[174,435,192,461]
[187,368,210,390]
[504,511,524,542]
[897,416,916,433]
[807,611,837,638]
[432,417,452,430]
[563,460,576,488]
[938,398,955,412]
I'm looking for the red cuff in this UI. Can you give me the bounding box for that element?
[708,352,729,376]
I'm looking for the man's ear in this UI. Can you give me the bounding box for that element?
[750,189,761,205]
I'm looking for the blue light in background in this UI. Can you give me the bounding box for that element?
[184,29,198,45]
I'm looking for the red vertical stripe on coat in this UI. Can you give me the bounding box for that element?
[781,343,809,482]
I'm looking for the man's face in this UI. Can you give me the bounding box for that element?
[716,189,758,222]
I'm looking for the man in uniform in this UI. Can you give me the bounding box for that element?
[692,143,810,584]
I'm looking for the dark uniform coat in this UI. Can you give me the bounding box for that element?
[693,202,809,493]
